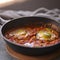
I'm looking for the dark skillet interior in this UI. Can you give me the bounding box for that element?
[1,17,60,56]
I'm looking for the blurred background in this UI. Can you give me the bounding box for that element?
[0,0,60,11]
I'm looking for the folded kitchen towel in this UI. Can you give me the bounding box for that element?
[0,7,60,24]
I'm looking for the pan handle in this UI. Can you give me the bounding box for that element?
[0,17,10,25]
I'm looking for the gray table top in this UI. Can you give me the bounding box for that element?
[0,25,60,60]
[0,25,16,60]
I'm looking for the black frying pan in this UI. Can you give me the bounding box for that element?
[1,16,60,56]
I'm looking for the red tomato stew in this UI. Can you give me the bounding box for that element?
[5,26,60,47]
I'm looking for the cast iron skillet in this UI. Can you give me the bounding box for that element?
[1,16,60,56]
